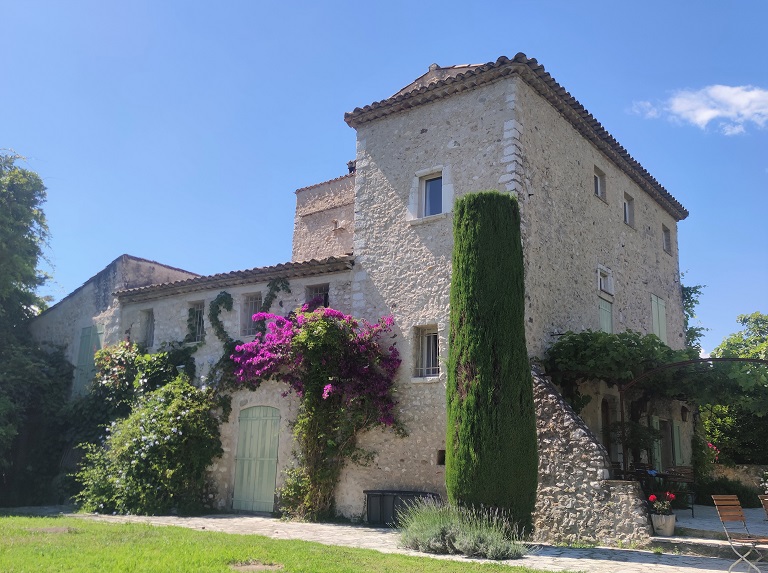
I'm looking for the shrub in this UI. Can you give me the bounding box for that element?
[446,191,537,532]
[694,476,762,508]
[75,377,229,515]
[398,498,528,560]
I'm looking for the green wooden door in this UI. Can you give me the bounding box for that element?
[233,406,280,512]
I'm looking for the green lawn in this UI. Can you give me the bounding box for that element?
[0,516,567,573]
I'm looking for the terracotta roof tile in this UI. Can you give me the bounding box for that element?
[115,255,354,303]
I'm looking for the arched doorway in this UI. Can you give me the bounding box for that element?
[233,406,280,512]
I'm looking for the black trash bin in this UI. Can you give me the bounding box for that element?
[363,490,440,526]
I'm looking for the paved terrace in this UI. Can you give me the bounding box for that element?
[6,505,768,572]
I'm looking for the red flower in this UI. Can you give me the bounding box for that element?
[667,492,676,501]
[649,494,657,502]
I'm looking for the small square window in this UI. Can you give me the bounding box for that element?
[306,284,330,308]
[189,302,205,343]
[423,176,443,217]
[662,225,672,254]
[241,293,262,337]
[415,326,439,377]
[597,265,614,295]
[140,309,155,348]
[623,193,635,227]
[594,167,606,201]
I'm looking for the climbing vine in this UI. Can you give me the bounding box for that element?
[262,278,291,316]
[205,280,292,386]
[231,306,403,520]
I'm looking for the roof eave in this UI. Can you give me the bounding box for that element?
[116,256,355,304]
[344,54,688,222]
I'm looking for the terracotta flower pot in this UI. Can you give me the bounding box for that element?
[651,513,676,536]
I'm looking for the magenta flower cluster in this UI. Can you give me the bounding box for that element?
[231,307,401,426]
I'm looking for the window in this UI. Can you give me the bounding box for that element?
[306,284,330,307]
[415,326,439,377]
[623,193,635,227]
[597,265,614,295]
[651,294,667,343]
[662,225,672,254]
[241,293,262,337]
[141,309,155,348]
[423,176,443,217]
[594,166,606,201]
[408,166,452,221]
[189,302,205,343]
[599,299,613,333]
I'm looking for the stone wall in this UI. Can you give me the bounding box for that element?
[533,369,651,544]
[292,174,355,262]
[513,77,686,356]
[28,255,197,395]
[712,464,768,490]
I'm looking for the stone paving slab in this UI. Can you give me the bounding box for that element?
[63,512,740,573]
[2,505,755,572]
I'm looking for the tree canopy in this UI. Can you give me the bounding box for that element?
[0,152,49,330]
[702,312,768,463]
[0,152,73,506]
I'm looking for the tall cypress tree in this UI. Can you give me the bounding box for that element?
[445,191,538,532]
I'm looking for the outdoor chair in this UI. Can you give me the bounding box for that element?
[712,495,768,573]
[759,495,768,521]
[666,465,695,517]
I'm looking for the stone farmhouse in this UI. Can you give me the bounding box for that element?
[30,54,692,543]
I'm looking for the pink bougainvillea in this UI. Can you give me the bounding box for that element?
[231,306,402,519]
[231,307,401,427]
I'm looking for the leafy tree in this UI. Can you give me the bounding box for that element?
[702,312,768,463]
[0,152,49,328]
[714,312,768,362]
[445,191,537,532]
[0,152,73,505]
[681,283,707,355]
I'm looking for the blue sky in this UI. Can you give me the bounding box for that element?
[3,0,766,355]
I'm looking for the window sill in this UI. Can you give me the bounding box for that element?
[408,212,450,226]
[411,375,441,384]
[598,291,614,303]
[594,194,608,205]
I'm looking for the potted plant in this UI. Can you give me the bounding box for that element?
[648,492,676,536]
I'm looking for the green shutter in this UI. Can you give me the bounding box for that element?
[657,298,667,344]
[233,406,280,512]
[651,416,661,469]
[673,422,683,465]
[599,299,613,333]
[651,295,667,344]
[72,325,104,397]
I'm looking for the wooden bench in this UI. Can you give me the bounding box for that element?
[666,465,695,517]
